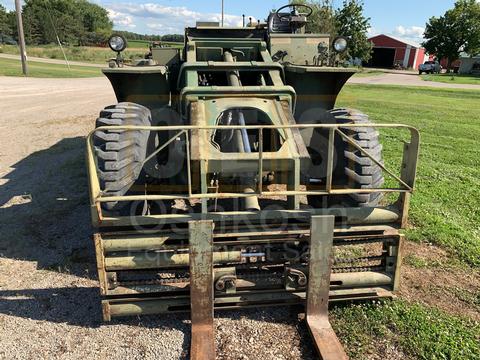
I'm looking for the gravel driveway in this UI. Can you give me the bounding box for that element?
[349,72,480,90]
[0,76,318,360]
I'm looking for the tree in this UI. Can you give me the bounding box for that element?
[0,4,11,35]
[7,11,17,39]
[423,0,480,71]
[76,0,113,45]
[286,0,372,62]
[335,0,372,62]
[288,0,336,35]
[20,0,113,45]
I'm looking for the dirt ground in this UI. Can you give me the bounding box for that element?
[0,76,478,360]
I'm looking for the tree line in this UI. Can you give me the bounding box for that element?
[115,31,184,43]
[0,0,373,59]
[2,0,478,67]
[0,0,377,60]
[0,1,185,46]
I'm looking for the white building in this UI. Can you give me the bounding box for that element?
[459,55,480,74]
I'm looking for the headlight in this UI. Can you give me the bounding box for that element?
[108,35,127,52]
[333,37,348,53]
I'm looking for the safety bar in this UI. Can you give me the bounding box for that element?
[87,123,419,205]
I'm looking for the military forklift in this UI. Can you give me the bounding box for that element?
[87,4,419,359]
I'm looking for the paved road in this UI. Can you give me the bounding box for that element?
[365,67,418,75]
[349,72,480,90]
[0,53,104,67]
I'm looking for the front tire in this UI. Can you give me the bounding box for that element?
[303,109,385,207]
[93,102,152,210]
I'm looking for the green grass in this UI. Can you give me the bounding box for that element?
[0,57,102,78]
[0,44,146,64]
[332,300,480,360]
[338,85,480,267]
[403,254,433,269]
[421,73,480,85]
[127,39,151,47]
[0,43,184,64]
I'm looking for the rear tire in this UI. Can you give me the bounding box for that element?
[305,108,385,207]
[93,102,152,210]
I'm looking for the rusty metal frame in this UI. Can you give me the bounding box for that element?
[86,122,419,228]
[189,220,215,360]
[306,215,348,359]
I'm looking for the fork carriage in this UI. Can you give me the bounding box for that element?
[88,6,419,359]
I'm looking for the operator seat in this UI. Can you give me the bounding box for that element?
[268,12,293,33]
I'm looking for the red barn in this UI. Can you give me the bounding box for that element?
[366,34,427,70]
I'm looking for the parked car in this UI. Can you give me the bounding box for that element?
[0,33,17,45]
[419,61,442,74]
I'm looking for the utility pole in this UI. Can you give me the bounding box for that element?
[15,0,28,76]
[221,0,224,27]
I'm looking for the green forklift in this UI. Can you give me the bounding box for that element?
[87,4,419,359]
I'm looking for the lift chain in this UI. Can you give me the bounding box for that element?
[115,254,385,287]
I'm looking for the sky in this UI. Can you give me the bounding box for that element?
[1,0,459,45]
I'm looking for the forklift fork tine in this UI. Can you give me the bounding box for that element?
[189,220,216,360]
[306,216,349,360]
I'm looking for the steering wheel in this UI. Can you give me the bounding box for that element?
[275,3,313,20]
